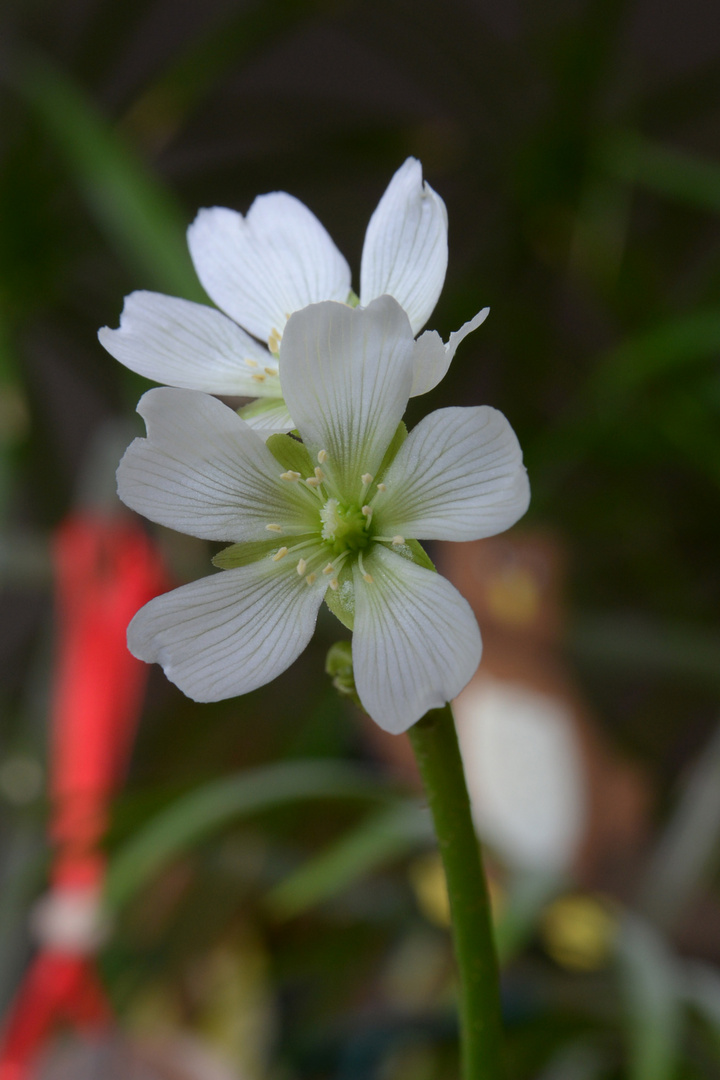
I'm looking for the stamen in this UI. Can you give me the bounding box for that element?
[272,547,289,561]
[280,471,301,482]
[268,327,282,353]
[357,551,374,584]
[264,366,278,377]
[314,466,324,482]
[305,573,317,585]
[323,563,335,575]
[296,558,307,576]
[392,535,405,546]
[251,373,266,383]
[305,476,321,488]
[376,482,387,492]
[265,524,282,532]
[245,358,258,368]
[361,473,373,486]
[317,449,328,464]
[329,579,339,590]
[361,505,372,522]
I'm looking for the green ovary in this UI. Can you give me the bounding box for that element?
[319,498,371,555]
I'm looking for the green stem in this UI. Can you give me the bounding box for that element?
[408,704,504,1080]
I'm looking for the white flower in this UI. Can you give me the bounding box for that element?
[117,297,528,734]
[99,159,489,436]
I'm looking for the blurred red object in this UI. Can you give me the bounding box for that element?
[0,514,168,1080]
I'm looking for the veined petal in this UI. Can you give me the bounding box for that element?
[359,158,448,334]
[410,307,490,396]
[98,291,279,397]
[187,196,351,344]
[280,297,415,497]
[127,559,326,702]
[238,396,295,437]
[373,406,530,542]
[118,388,317,541]
[352,546,481,734]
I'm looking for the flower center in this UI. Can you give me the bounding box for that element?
[320,498,371,554]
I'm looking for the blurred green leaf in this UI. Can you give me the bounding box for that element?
[570,614,720,687]
[602,131,720,216]
[683,961,720,1055]
[14,56,203,299]
[105,760,396,910]
[590,309,720,406]
[266,801,433,919]
[615,915,683,1080]
[495,871,564,965]
[639,724,720,929]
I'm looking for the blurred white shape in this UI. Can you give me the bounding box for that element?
[31,886,110,953]
[454,677,586,873]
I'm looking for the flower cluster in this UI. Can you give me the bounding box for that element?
[106,162,530,732]
[99,159,488,435]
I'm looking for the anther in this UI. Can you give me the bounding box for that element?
[296,559,307,576]
[318,449,328,464]
[376,482,386,492]
[266,524,282,532]
[251,373,266,383]
[305,573,317,585]
[245,358,258,368]
[314,466,324,482]
[361,505,372,518]
[264,366,278,377]
[305,476,320,488]
[322,563,334,575]
[361,473,373,486]
[272,547,289,561]
[280,471,301,482]
[363,572,374,583]
[329,579,339,590]
[392,535,405,546]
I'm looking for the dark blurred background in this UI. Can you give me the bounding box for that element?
[2,1,720,1078]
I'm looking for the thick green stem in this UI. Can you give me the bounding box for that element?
[408,704,504,1080]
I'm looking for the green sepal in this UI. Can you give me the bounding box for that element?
[375,421,408,483]
[265,432,314,477]
[325,640,360,705]
[212,536,314,569]
[323,562,355,630]
[346,289,360,308]
[238,396,284,418]
[382,537,436,573]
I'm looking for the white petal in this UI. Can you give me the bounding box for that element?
[359,158,448,334]
[410,307,490,396]
[127,559,326,702]
[280,297,414,497]
[373,405,530,541]
[118,388,317,541]
[98,291,279,397]
[240,397,295,437]
[352,546,481,734]
[187,196,351,343]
